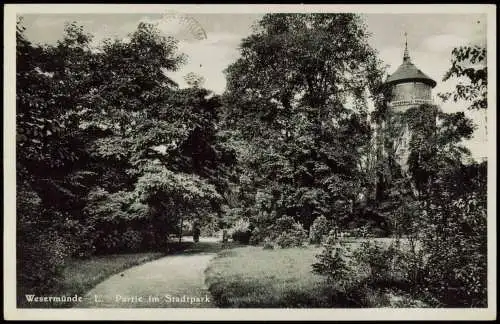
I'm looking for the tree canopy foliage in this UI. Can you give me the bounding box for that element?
[16,18,234,295]
[439,45,487,111]
[221,13,385,234]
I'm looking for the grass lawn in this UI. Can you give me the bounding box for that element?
[204,238,423,308]
[205,245,338,308]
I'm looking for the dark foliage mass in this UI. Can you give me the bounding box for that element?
[16,13,487,307]
[16,19,233,295]
[220,13,384,239]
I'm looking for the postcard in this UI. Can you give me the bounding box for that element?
[4,3,496,321]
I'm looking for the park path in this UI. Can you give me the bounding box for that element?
[76,238,220,308]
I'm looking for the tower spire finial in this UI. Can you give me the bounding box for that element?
[403,31,411,63]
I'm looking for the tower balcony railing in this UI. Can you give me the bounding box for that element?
[389,98,434,107]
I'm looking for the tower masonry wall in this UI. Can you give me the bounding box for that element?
[390,81,433,113]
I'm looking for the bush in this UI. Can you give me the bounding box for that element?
[230,218,252,244]
[417,192,487,307]
[275,222,308,248]
[122,229,143,252]
[352,240,397,283]
[382,189,488,307]
[249,227,265,245]
[387,241,427,288]
[262,238,274,250]
[275,232,303,248]
[201,219,219,237]
[378,163,488,307]
[272,215,297,234]
[370,227,388,238]
[324,229,339,245]
[17,183,77,295]
[312,235,354,292]
[95,227,152,254]
[350,225,371,238]
[17,229,72,295]
[309,215,332,244]
[64,219,96,258]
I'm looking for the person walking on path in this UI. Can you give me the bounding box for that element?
[193,219,201,243]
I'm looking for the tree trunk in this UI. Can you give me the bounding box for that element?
[179,216,183,243]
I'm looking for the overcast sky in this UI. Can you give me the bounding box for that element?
[19,12,488,160]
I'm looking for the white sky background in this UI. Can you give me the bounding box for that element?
[20,13,488,160]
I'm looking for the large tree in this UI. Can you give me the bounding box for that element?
[16,19,102,295]
[70,22,234,250]
[221,13,385,234]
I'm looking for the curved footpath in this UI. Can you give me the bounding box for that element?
[76,239,219,308]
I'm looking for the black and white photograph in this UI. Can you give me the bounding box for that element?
[3,4,496,321]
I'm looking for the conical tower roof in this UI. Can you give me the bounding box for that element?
[385,34,437,88]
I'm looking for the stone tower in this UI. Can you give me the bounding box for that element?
[382,34,437,174]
